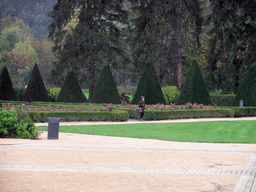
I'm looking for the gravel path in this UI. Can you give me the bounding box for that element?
[1,117,256,192]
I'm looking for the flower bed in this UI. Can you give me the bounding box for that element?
[1,101,255,122]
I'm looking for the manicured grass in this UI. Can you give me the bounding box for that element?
[38,120,256,143]
[82,89,89,99]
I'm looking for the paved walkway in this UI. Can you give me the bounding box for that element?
[1,117,256,191]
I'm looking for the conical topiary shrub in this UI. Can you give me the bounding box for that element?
[233,63,256,106]
[132,61,165,105]
[25,63,50,102]
[91,65,121,104]
[177,59,212,105]
[57,70,87,103]
[0,66,17,101]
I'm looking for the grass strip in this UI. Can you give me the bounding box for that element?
[38,120,256,143]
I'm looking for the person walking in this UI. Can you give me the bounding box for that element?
[138,96,145,121]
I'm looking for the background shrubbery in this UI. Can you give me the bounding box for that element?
[0,108,39,138]
[47,87,61,102]
[233,63,256,107]
[210,94,236,106]
[162,86,180,104]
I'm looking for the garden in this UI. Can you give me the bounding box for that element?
[1,60,256,140]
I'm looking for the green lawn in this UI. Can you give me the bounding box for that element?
[38,120,256,143]
[82,89,89,99]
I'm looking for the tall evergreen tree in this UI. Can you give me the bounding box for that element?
[57,70,87,103]
[48,0,128,100]
[206,0,256,93]
[132,61,165,105]
[178,59,212,105]
[25,63,50,102]
[233,63,256,106]
[0,66,17,101]
[91,65,121,104]
[129,0,203,89]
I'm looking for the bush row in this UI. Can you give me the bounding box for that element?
[233,107,256,117]
[210,94,236,106]
[28,110,129,122]
[24,107,256,122]
[123,108,235,120]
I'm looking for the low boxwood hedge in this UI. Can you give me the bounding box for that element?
[233,107,256,117]
[122,108,235,120]
[210,94,236,106]
[28,110,129,122]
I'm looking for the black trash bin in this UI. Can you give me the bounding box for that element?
[47,117,61,139]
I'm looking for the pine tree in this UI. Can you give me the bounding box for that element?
[91,65,121,104]
[132,61,165,105]
[0,66,17,101]
[25,63,50,102]
[233,63,256,106]
[57,70,87,103]
[178,59,212,105]
[48,0,127,100]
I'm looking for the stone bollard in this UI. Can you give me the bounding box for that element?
[240,100,243,107]
[47,117,61,139]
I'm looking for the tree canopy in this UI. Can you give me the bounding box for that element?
[0,17,55,87]
[48,0,128,100]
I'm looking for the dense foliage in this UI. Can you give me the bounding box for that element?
[178,59,212,105]
[233,63,256,106]
[162,86,180,105]
[48,0,128,99]
[1,0,256,101]
[0,108,39,138]
[0,17,55,87]
[0,66,17,100]
[57,70,87,103]
[91,65,121,104]
[47,87,61,101]
[24,63,50,102]
[132,61,165,104]
[210,94,236,106]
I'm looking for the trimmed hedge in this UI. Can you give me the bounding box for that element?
[233,63,256,106]
[28,110,129,122]
[122,108,234,120]
[92,65,121,104]
[210,94,236,106]
[25,63,50,102]
[57,70,87,103]
[233,107,256,117]
[178,59,212,105]
[132,61,165,104]
[0,66,17,101]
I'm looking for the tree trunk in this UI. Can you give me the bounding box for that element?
[172,0,183,89]
[88,63,96,102]
[233,56,241,94]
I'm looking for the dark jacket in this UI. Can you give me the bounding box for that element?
[138,100,145,113]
